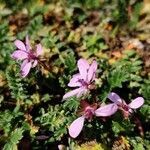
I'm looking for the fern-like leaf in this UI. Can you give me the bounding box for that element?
[3,128,24,150]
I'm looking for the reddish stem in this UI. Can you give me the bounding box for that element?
[133,116,144,137]
[38,60,51,72]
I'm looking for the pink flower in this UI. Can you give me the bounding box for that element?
[68,101,118,138]
[108,92,144,118]
[63,59,98,100]
[11,36,42,77]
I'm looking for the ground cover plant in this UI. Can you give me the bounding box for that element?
[0,0,150,149]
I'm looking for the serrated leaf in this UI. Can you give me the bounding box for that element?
[3,128,24,150]
[108,67,128,88]
[64,51,76,73]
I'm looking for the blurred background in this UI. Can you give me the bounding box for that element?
[0,0,150,73]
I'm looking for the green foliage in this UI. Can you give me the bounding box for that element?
[63,97,80,112]
[3,128,24,150]
[6,66,29,102]
[112,120,134,136]
[84,35,108,56]
[0,107,23,134]
[64,53,76,73]
[41,33,59,48]
[0,0,149,149]
[129,2,143,30]
[100,50,143,100]
[130,137,149,150]
[141,79,150,102]
[116,0,129,25]
[36,105,72,141]
[28,15,43,35]
[17,15,43,39]
[110,50,143,89]
[67,0,103,9]
[0,110,14,134]
[0,22,14,68]
[108,66,129,88]
[140,105,150,122]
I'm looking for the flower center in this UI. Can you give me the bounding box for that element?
[122,104,129,111]
[28,52,37,60]
[84,106,95,120]
[78,79,89,87]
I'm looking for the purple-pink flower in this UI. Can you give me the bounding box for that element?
[108,92,144,118]
[68,101,118,138]
[63,59,98,100]
[11,36,42,77]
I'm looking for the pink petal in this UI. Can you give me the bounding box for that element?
[95,103,118,117]
[108,92,122,105]
[25,35,31,51]
[128,97,144,109]
[32,60,38,68]
[68,74,82,87]
[14,40,26,51]
[36,44,42,56]
[69,116,85,138]
[87,60,97,82]
[21,59,28,70]
[129,108,133,113]
[11,50,28,60]
[77,59,89,80]
[21,62,32,77]
[77,87,88,97]
[63,88,82,100]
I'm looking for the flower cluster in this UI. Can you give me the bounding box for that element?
[69,100,118,138]
[63,59,144,138]
[11,37,144,139]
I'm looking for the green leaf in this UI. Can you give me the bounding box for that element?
[140,104,150,122]
[0,110,13,133]
[112,120,134,136]
[141,80,150,101]
[108,67,128,88]
[3,128,24,150]
[64,51,76,73]
[130,137,145,150]
[6,65,29,101]
[63,97,80,112]
[112,121,125,135]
